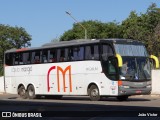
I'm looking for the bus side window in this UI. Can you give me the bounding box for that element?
[85,45,99,60]
[18,52,31,65]
[57,48,69,62]
[93,45,99,60]
[5,53,13,66]
[42,50,48,63]
[31,51,41,64]
[107,58,118,80]
[57,49,65,62]
[71,47,84,61]
[64,48,69,61]
[25,52,31,64]
[85,46,92,60]
[79,47,84,60]
[49,50,56,63]
[14,53,19,65]
[102,45,114,61]
[19,53,24,65]
[70,48,74,61]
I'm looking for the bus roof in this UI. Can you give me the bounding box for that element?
[5,38,144,53]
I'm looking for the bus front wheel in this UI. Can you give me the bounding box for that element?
[18,85,27,99]
[27,85,36,99]
[88,85,100,101]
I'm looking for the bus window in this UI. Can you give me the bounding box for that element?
[107,58,118,80]
[5,53,13,66]
[71,47,84,61]
[25,52,31,64]
[31,51,41,64]
[57,49,65,62]
[24,52,31,64]
[64,48,69,61]
[85,45,99,60]
[42,50,48,63]
[57,48,69,62]
[79,47,84,60]
[93,45,99,60]
[49,50,56,63]
[14,53,19,65]
[70,48,74,61]
[102,45,114,61]
[19,53,24,65]
[85,46,92,60]
[18,52,31,65]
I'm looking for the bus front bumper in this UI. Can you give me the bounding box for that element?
[118,87,151,96]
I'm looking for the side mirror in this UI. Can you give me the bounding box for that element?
[115,54,123,67]
[150,55,159,69]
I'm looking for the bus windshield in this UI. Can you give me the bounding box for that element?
[114,43,151,81]
[120,57,151,80]
[114,44,148,57]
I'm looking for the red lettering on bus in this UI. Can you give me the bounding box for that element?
[47,65,72,92]
[47,66,56,92]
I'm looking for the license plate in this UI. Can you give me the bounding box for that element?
[136,90,141,93]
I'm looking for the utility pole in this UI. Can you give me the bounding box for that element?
[66,11,87,39]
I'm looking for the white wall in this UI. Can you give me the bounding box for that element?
[0,76,4,92]
[151,70,160,94]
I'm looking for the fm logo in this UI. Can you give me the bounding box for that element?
[47,65,72,92]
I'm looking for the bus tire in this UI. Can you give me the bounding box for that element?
[117,96,129,101]
[27,85,36,99]
[89,85,100,101]
[18,85,27,99]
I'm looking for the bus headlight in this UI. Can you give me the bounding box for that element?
[146,85,151,88]
[123,86,130,88]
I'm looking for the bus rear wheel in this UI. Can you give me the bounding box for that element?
[117,96,129,101]
[18,85,27,99]
[27,85,36,99]
[88,85,100,101]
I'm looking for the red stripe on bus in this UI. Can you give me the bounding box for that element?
[16,48,28,52]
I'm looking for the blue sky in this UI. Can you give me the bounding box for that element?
[0,0,159,47]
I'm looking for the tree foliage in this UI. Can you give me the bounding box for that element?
[0,24,31,76]
[60,20,121,41]
[60,3,160,57]
[121,3,160,56]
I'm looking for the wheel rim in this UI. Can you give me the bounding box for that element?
[29,89,34,97]
[20,88,25,96]
[91,89,99,98]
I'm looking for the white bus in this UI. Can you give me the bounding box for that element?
[4,39,159,101]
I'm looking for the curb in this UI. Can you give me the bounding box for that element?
[133,94,160,97]
[150,94,160,97]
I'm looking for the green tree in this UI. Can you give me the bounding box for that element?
[0,24,31,76]
[60,20,121,41]
[121,11,146,40]
[60,3,160,57]
[121,3,160,56]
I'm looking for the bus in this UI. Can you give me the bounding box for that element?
[4,39,159,101]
